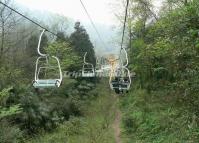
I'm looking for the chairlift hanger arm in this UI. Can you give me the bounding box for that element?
[83,52,90,64]
[121,48,129,67]
[118,0,130,66]
[37,29,47,57]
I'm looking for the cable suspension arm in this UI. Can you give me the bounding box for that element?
[119,0,130,67]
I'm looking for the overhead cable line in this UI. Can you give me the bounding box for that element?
[109,0,130,63]
[120,0,129,52]
[79,0,108,50]
[118,0,129,64]
[0,1,58,37]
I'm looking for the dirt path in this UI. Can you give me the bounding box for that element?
[113,110,121,143]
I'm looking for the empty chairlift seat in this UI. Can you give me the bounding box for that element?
[33,79,61,88]
[33,56,63,88]
[33,29,62,88]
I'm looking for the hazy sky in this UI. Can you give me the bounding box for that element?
[14,0,163,24]
[14,0,121,55]
[14,0,116,26]
[13,0,163,55]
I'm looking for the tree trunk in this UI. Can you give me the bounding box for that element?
[0,22,5,65]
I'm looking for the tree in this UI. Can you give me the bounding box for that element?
[129,0,157,38]
[0,87,22,119]
[25,32,48,57]
[46,40,81,71]
[162,0,193,12]
[48,14,70,35]
[56,31,68,42]
[70,22,96,64]
[0,0,21,64]
[23,32,48,75]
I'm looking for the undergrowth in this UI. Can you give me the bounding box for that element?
[120,89,199,143]
[27,80,117,143]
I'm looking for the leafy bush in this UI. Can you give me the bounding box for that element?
[17,90,83,133]
[121,87,199,142]
[0,121,23,143]
[0,87,22,119]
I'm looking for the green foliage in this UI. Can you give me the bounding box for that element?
[0,104,22,119]
[70,22,96,64]
[0,67,24,89]
[17,81,84,133]
[46,41,81,71]
[0,87,13,100]
[24,33,49,75]
[121,89,199,143]
[27,80,116,143]
[122,0,199,142]
[26,35,39,57]
[0,87,23,143]
[0,121,23,143]
[0,87,22,119]
[130,0,199,92]
[0,4,98,142]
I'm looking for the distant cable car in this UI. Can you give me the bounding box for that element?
[82,52,95,77]
[110,67,131,94]
[33,29,62,88]
[109,48,131,94]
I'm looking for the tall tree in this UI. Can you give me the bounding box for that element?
[0,0,20,64]
[70,22,95,64]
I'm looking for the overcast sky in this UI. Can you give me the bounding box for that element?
[13,0,122,55]
[13,0,163,55]
[14,0,117,26]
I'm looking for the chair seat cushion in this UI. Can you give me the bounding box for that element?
[82,73,95,77]
[33,79,60,88]
[111,81,130,89]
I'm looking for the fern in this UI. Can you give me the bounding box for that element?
[0,88,22,119]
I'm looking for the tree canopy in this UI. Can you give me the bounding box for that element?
[70,22,96,65]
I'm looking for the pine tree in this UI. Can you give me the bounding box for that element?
[70,22,95,64]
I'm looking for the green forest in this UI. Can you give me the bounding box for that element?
[0,0,199,143]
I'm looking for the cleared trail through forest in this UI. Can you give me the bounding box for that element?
[113,109,121,143]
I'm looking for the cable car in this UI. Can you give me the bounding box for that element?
[33,29,63,88]
[109,48,131,94]
[82,52,95,77]
[109,67,131,93]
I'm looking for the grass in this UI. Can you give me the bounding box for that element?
[27,80,117,143]
[120,88,199,143]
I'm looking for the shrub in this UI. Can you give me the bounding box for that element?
[0,121,23,143]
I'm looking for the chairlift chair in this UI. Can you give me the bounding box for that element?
[109,67,131,91]
[33,29,63,88]
[109,48,131,93]
[82,52,95,77]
